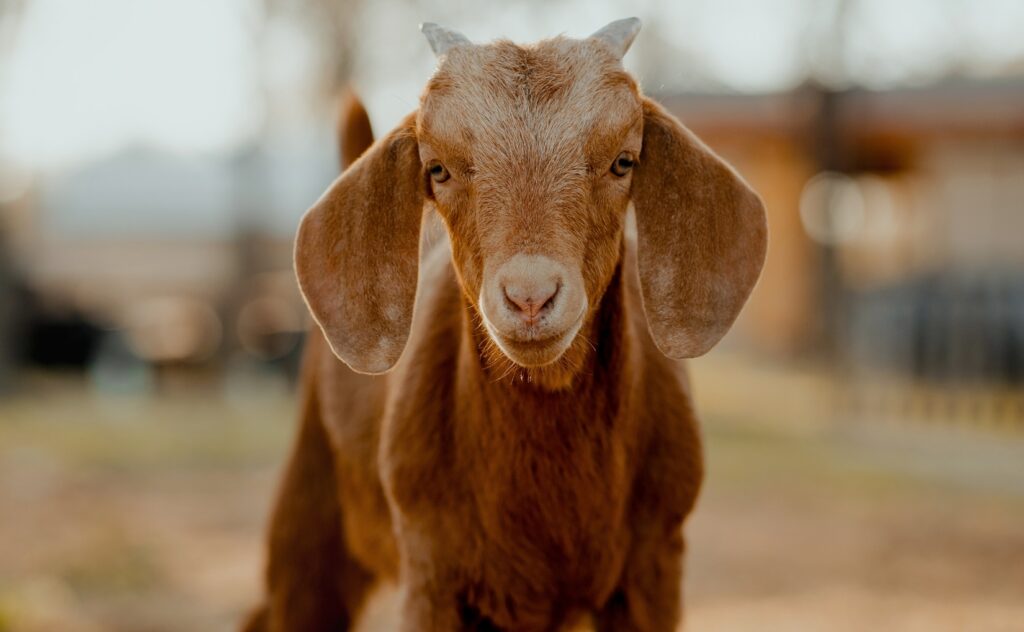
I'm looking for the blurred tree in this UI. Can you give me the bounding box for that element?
[0,0,26,54]
[0,0,27,391]
[802,0,853,87]
[262,0,365,100]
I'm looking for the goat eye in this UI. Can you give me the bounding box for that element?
[611,152,635,177]
[427,161,450,183]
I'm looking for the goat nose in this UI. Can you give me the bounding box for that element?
[503,279,559,323]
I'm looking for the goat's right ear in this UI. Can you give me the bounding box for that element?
[295,112,424,374]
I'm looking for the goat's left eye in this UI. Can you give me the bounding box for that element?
[611,152,635,177]
[427,161,450,183]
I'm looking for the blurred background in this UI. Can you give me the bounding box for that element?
[0,0,1022,630]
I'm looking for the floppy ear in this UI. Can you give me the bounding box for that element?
[295,112,424,374]
[632,98,768,358]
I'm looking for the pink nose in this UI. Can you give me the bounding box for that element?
[503,280,558,324]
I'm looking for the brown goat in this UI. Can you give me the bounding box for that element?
[243,18,767,632]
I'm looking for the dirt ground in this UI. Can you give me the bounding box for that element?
[0,359,1022,632]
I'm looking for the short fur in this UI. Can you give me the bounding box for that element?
[245,25,766,632]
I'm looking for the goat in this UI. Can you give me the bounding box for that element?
[243,18,767,632]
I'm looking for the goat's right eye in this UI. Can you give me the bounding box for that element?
[427,161,450,183]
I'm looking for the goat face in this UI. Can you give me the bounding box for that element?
[417,36,642,368]
[294,20,767,377]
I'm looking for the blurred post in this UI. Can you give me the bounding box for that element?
[0,229,16,392]
[810,86,847,361]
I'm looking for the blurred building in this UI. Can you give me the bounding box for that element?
[670,78,1024,385]
[0,133,340,381]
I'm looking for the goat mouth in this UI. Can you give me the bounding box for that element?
[481,306,587,367]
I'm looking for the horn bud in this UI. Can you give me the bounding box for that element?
[420,22,471,57]
[590,17,641,59]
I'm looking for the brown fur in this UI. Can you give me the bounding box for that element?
[246,29,766,632]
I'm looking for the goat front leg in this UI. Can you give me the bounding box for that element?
[395,544,466,631]
[596,520,686,632]
[388,516,469,632]
[397,580,465,632]
[246,392,373,631]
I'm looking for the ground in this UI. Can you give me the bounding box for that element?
[0,357,1022,631]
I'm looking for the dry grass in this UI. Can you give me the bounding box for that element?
[0,359,1022,631]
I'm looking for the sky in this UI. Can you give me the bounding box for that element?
[1,0,1023,170]
[0,0,259,168]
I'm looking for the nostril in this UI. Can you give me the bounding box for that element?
[503,282,559,322]
[538,283,559,313]
[503,289,534,317]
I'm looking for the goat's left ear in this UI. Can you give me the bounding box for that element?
[632,98,768,358]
